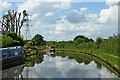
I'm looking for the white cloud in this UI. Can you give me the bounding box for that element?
[18,0,72,25]
[98,1,118,36]
[0,1,12,11]
[55,31,62,34]
[45,12,54,16]
[80,7,89,12]
[53,2,72,9]
[106,0,119,6]
[99,6,118,24]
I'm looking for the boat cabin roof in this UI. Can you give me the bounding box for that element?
[0,46,22,51]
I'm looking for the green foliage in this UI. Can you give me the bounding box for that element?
[96,37,102,45]
[73,35,92,45]
[6,32,18,40]
[23,40,32,45]
[46,41,56,46]
[27,41,34,46]
[17,35,24,46]
[25,52,45,67]
[23,10,28,16]
[67,41,73,44]
[2,36,20,48]
[12,40,20,45]
[32,34,44,46]
[24,43,31,48]
[74,38,84,45]
[6,32,24,46]
[73,35,85,41]
[2,36,14,48]
[89,38,94,42]
[30,50,37,55]
[30,46,36,50]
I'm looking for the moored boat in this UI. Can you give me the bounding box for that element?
[0,46,26,70]
[46,46,55,51]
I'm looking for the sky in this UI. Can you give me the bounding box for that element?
[0,0,119,41]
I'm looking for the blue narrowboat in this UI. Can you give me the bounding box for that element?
[0,46,26,70]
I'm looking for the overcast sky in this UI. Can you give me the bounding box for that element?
[0,0,119,41]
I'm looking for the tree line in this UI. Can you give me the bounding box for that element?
[0,10,27,35]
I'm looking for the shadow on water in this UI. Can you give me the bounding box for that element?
[2,63,24,79]
[2,50,119,79]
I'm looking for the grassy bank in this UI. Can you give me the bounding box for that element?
[56,48,119,69]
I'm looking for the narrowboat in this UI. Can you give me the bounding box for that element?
[0,46,26,70]
[46,46,55,51]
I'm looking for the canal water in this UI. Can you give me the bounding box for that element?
[2,51,119,78]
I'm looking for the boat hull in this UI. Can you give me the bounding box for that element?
[2,56,25,70]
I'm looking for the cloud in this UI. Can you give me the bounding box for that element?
[99,6,118,24]
[66,10,86,23]
[65,9,98,24]
[106,0,119,6]
[18,0,118,41]
[98,1,118,35]
[0,1,12,11]
[45,12,54,16]
[18,0,72,25]
[80,7,90,12]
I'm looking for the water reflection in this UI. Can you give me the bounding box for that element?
[2,51,118,78]
[25,52,45,67]
[2,63,24,79]
[46,51,55,56]
[22,51,118,78]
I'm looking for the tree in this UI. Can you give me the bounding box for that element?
[6,32,24,46]
[32,34,44,46]
[73,35,92,45]
[74,38,84,45]
[96,37,102,45]
[73,35,85,41]
[0,10,27,35]
[73,35,90,42]
[89,38,94,42]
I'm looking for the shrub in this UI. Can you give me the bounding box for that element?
[17,35,24,46]
[12,40,20,45]
[74,38,84,45]
[6,32,18,40]
[24,43,31,48]
[27,41,34,46]
[32,34,44,46]
[30,50,37,55]
[6,32,24,46]
[96,37,102,45]
[2,36,14,48]
[30,46,36,50]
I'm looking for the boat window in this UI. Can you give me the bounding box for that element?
[15,51,19,55]
[7,51,11,57]
[10,50,15,56]
[3,52,8,58]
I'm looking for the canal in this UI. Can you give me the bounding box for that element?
[2,51,119,78]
